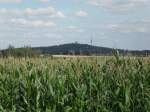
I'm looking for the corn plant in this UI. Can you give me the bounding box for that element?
[0,56,150,112]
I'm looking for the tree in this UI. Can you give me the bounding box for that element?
[1,45,41,57]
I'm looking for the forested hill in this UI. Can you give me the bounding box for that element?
[0,43,150,57]
[34,43,114,55]
[34,43,150,56]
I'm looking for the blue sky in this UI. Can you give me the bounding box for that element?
[0,0,150,50]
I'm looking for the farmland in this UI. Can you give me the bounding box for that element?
[0,55,150,112]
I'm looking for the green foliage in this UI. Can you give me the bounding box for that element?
[0,55,150,112]
[0,46,41,57]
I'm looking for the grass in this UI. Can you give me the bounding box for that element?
[0,55,150,112]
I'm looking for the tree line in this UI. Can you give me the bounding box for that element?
[0,43,149,57]
[0,45,41,58]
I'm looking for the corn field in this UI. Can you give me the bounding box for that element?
[0,55,150,112]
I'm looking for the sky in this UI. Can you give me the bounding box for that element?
[0,0,150,50]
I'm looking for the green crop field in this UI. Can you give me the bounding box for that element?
[0,54,150,112]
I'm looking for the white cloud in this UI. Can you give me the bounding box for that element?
[10,18,56,27]
[0,0,22,3]
[76,10,88,17]
[0,6,65,18]
[88,0,112,7]
[88,0,149,11]
[66,26,84,33]
[0,8,21,14]
[105,24,119,30]
[49,11,65,18]
[104,20,150,33]
[0,0,50,3]
[67,26,77,29]
[25,7,55,15]
[38,0,49,2]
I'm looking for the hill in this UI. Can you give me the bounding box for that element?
[34,43,150,56]
[0,43,150,57]
[34,43,112,55]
